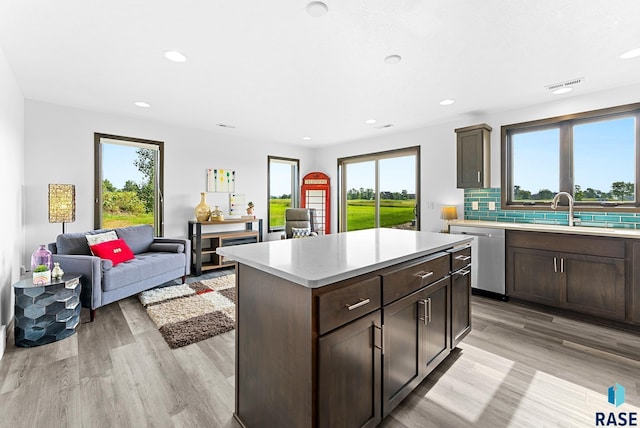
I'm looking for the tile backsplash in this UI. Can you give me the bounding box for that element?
[464,188,640,229]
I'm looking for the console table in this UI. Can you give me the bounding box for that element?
[13,273,82,347]
[188,218,263,275]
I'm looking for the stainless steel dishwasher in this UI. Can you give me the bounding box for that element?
[449,225,506,299]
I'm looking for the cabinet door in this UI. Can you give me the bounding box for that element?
[507,247,560,304]
[421,277,451,375]
[382,290,423,416]
[456,125,490,188]
[318,310,382,428]
[451,267,471,347]
[562,252,625,320]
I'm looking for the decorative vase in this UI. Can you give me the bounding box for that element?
[195,192,211,222]
[211,205,224,221]
[51,262,64,280]
[31,245,53,272]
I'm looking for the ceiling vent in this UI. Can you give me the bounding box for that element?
[375,123,394,129]
[216,123,236,129]
[545,77,584,91]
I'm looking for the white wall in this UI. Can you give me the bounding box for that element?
[21,82,640,266]
[314,83,640,232]
[313,120,472,233]
[23,100,314,265]
[0,47,24,359]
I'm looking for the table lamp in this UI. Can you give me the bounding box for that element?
[440,206,458,233]
[48,184,76,234]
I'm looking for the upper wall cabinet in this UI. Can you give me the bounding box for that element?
[455,123,492,188]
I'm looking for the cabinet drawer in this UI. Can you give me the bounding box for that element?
[449,245,471,272]
[318,276,381,335]
[506,230,625,258]
[382,252,449,305]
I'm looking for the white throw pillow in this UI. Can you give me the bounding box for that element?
[291,227,311,238]
[86,231,118,248]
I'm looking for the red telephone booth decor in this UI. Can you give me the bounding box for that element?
[301,172,330,235]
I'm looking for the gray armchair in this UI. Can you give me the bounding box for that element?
[281,208,318,239]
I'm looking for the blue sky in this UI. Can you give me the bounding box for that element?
[345,156,417,194]
[270,161,295,197]
[512,117,635,192]
[271,155,417,197]
[102,144,145,189]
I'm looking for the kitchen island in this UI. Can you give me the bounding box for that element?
[217,228,473,428]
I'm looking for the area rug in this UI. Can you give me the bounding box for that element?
[139,274,236,348]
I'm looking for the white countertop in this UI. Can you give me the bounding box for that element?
[216,228,472,288]
[449,219,640,239]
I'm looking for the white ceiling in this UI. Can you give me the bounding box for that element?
[1,0,640,147]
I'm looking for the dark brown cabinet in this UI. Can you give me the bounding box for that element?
[382,289,422,416]
[234,243,472,428]
[506,230,626,321]
[422,277,450,372]
[455,123,491,188]
[381,262,451,417]
[449,245,472,347]
[450,265,472,347]
[318,310,382,428]
[508,247,561,304]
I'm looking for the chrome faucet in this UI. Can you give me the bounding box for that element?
[550,192,575,226]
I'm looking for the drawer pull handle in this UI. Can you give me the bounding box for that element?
[456,269,471,276]
[455,255,471,261]
[345,298,370,311]
[416,271,434,280]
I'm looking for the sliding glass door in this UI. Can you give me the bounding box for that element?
[339,147,419,232]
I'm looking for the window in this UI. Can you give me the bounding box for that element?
[268,156,300,232]
[502,103,640,210]
[94,134,164,235]
[338,147,420,232]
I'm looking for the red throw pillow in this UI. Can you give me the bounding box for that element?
[90,239,135,266]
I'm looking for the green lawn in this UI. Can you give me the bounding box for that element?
[269,199,291,228]
[269,198,416,231]
[103,213,154,229]
[347,199,416,231]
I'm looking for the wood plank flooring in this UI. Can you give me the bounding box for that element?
[1,286,638,427]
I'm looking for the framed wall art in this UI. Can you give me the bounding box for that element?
[207,168,236,192]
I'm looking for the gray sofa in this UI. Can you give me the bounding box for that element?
[48,224,190,321]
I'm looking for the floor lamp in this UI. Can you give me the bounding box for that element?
[48,184,76,234]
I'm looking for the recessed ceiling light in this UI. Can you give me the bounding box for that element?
[552,87,573,95]
[439,99,455,106]
[365,119,377,124]
[302,136,312,141]
[384,55,402,65]
[134,101,151,108]
[620,48,640,59]
[306,1,328,17]
[164,50,187,63]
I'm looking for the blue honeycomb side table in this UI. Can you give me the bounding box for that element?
[13,273,82,347]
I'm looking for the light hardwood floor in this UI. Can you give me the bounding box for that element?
[1,282,638,428]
